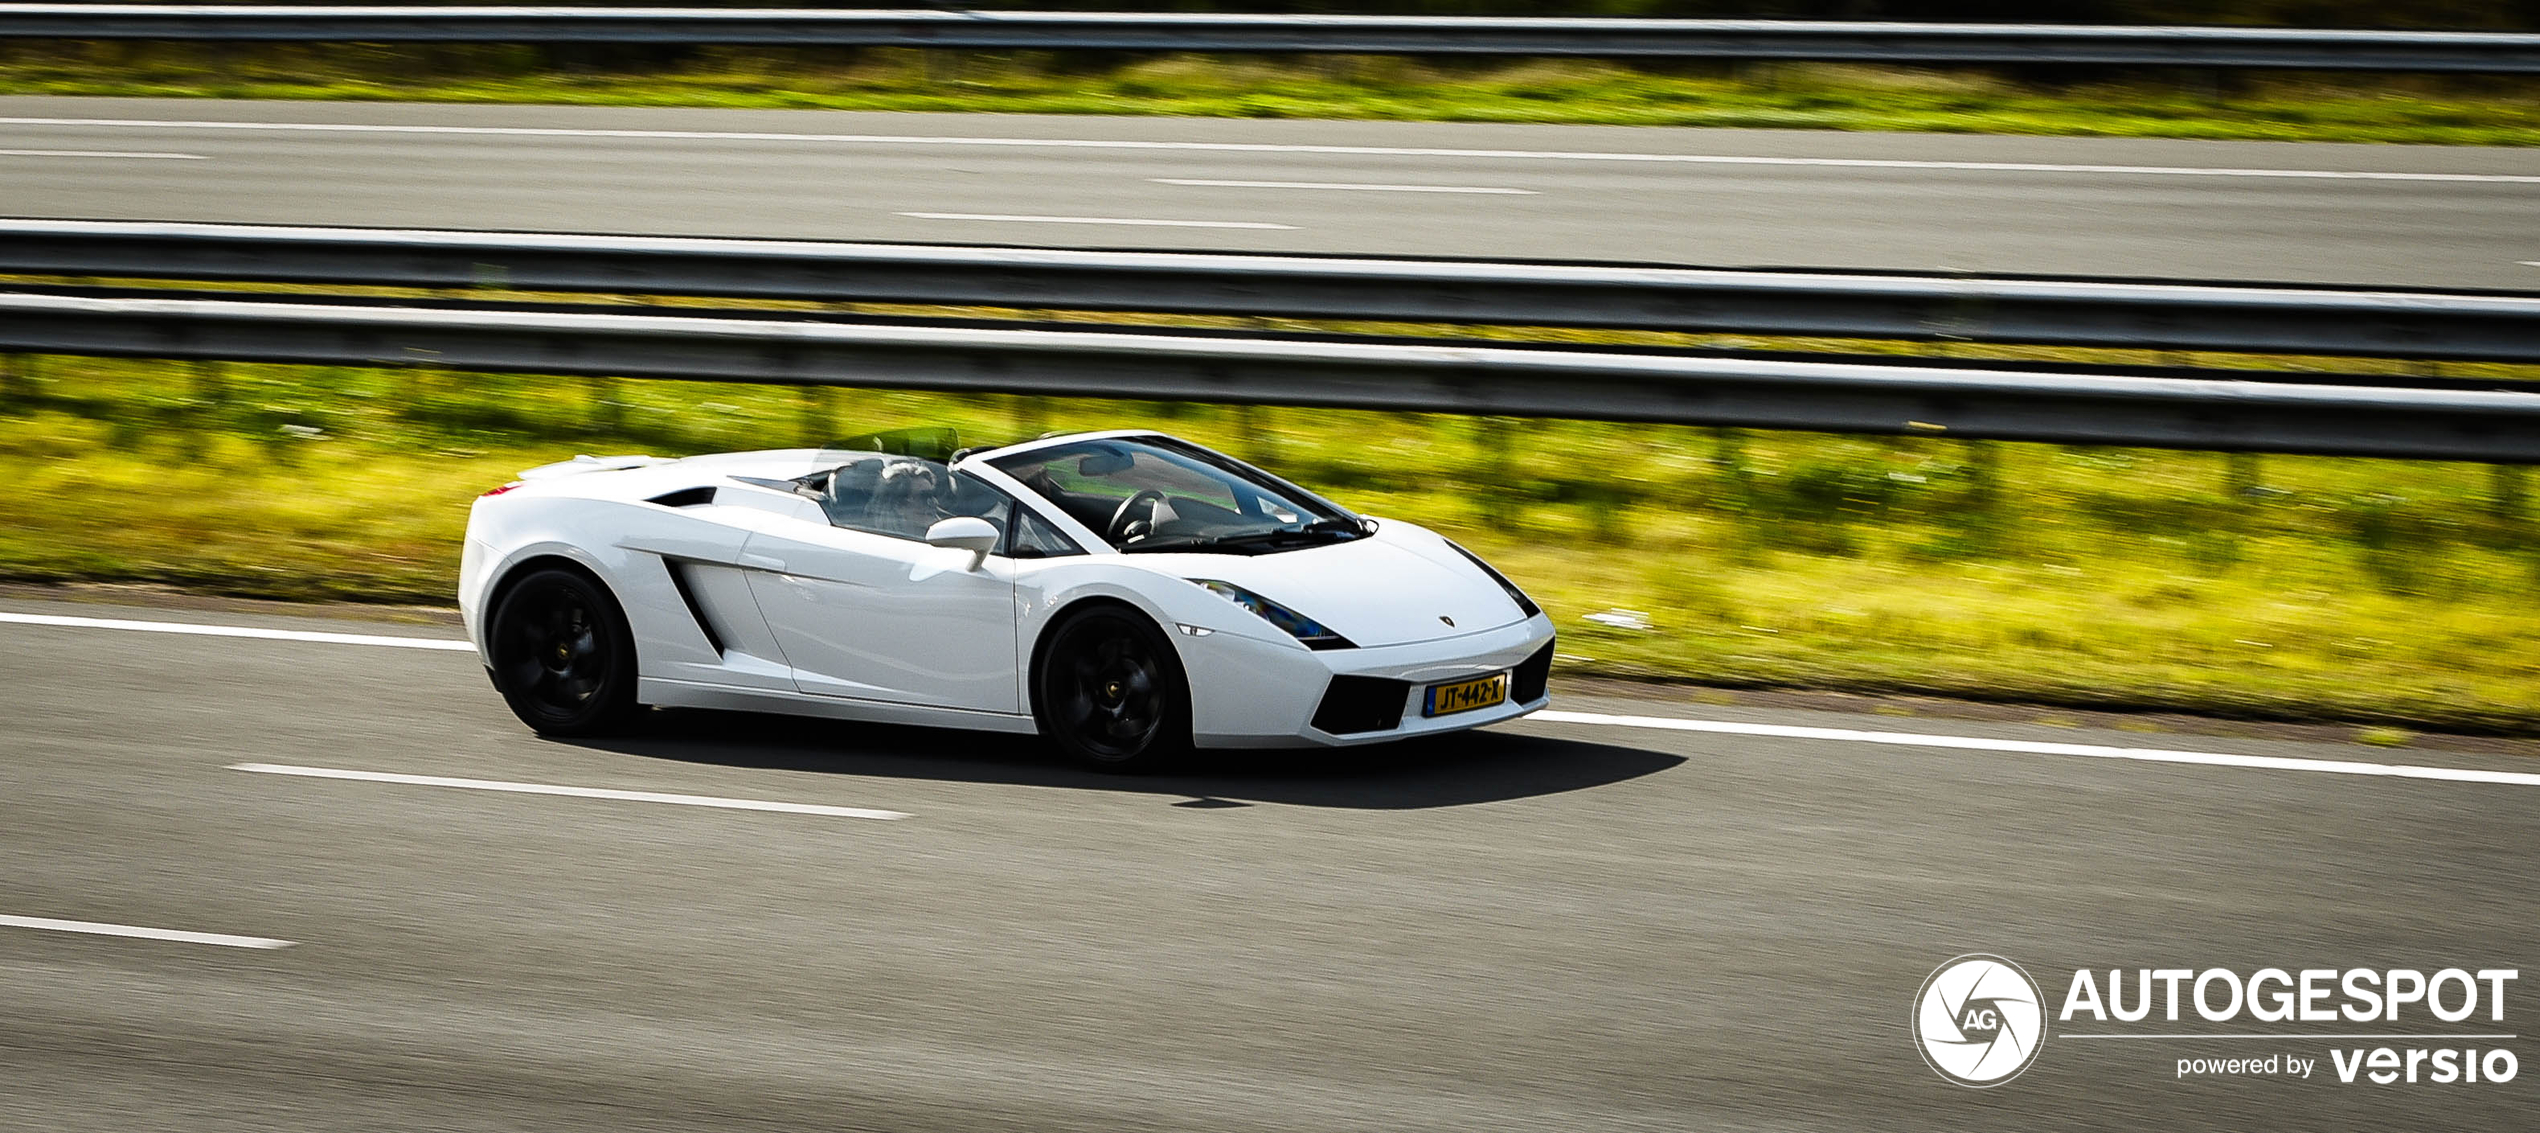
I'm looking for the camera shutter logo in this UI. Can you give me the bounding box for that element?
[1914,954,2047,1087]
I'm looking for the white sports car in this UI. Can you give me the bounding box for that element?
[459,428,1555,769]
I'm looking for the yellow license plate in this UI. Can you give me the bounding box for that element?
[1422,672,1509,718]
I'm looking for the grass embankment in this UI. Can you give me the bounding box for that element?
[2,354,2534,731]
[5,44,2540,144]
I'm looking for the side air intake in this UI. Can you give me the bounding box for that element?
[647,486,716,508]
[660,558,727,655]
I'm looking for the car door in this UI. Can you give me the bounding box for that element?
[736,471,1022,714]
[615,485,833,695]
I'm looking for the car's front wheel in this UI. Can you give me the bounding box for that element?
[487,567,639,736]
[1035,606,1191,772]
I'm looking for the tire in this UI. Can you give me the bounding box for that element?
[1033,606,1192,772]
[486,567,640,737]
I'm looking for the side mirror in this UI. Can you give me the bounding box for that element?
[925,516,1000,569]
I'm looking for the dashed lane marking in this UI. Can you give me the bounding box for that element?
[1151,179,1535,193]
[897,212,1296,229]
[0,914,292,949]
[232,763,911,820]
[1535,709,2540,788]
[0,611,476,651]
[0,148,206,160]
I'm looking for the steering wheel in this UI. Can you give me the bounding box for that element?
[1106,489,1168,544]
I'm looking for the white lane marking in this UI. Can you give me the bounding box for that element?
[1537,710,2540,788]
[1152,178,1536,194]
[0,914,292,949]
[897,212,1296,229]
[0,611,475,652]
[3,117,2536,183]
[2,613,2522,791]
[232,763,910,820]
[0,148,205,160]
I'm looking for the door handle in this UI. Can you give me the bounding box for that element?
[740,551,786,571]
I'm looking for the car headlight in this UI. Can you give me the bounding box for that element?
[1187,579,1355,651]
[1443,541,1541,618]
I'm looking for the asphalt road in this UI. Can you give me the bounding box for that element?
[5,96,2540,288]
[3,593,2534,1131]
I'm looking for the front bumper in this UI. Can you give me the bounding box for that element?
[1179,614,1556,748]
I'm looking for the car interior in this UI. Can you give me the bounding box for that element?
[997,441,1316,549]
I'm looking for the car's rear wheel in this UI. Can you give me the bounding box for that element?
[1035,606,1191,772]
[487,567,639,736]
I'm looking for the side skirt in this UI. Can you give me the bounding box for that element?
[638,678,1042,736]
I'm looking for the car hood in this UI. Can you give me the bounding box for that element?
[1130,525,1530,648]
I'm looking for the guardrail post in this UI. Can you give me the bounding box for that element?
[1016,395,1051,442]
[391,363,422,430]
[1475,415,1514,525]
[191,360,226,408]
[1587,425,1629,545]
[798,385,829,447]
[0,354,29,407]
[1232,403,1279,465]
[588,375,623,436]
[2495,465,2529,524]
[1966,440,2001,512]
[1711,427,1751,507]
[2226,452,2265,500]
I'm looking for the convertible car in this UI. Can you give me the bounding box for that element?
[460,429,1555,769]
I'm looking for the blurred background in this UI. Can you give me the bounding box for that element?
[2,1,2536,736]
[9,8,2540,1133]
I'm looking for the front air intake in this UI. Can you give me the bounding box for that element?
[1311,676,1410,736]
[1512,640,1555,705]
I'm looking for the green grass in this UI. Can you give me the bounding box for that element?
[7,45,2540,144]
[4,353,2536,731]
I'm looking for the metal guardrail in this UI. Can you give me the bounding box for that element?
[4,290,2538,462]
[1,7,2538,72]
[5,220,2538,363]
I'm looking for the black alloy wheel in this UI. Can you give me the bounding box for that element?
[487,568,639,736]
[1036,607,1192,772]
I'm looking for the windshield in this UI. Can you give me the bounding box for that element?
[989,436,1362,554]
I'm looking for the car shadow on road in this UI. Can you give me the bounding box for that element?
[560,708,1683,810]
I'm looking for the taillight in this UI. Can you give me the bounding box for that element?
[480,481,524,498]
